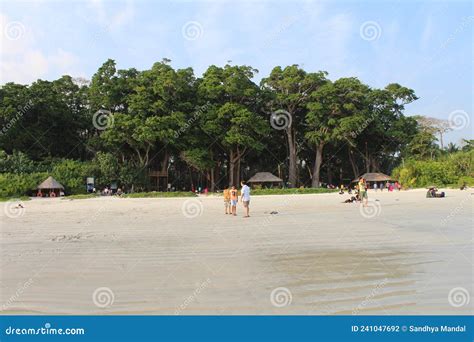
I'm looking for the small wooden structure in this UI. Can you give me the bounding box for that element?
[247,172,283,188]
[37,176,64,197]
[149,169,169,191]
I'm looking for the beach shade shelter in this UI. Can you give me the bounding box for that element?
[352,172,392,183]
[247,172,283,188]
[36,176,64,197]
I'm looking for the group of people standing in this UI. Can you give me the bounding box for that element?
[372,181,401,192]
[223,181,251,218]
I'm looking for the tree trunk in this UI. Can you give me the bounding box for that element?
[311,144,324,188]
[210,167,215,192]
[237,158,241,185]
[370,155,379,172]
[229,151,236,186]
[160,151,169,172]
[287,128,297,188]
[326,162,332,185]
[348,147,359,179]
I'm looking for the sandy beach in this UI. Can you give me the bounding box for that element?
[0,189,472,315]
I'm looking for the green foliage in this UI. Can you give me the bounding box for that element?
[251,188,338,195]
[457,176,474,187]
[51,159,94,194]
[392,150,473,187]
[0,172,48,197]
[123,191,197,198]
[64,194,99,200]
[0,58,469,195]
[0,150,35,173]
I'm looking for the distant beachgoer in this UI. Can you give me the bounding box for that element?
[223,187,231,214]
[358,177,368,206]
[230,186,238,216]
[395,181,401,191]
[240,181,251,218]
[373,183,378,191]
[339,184,344,194]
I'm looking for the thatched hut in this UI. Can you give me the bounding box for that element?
[247,172,283,188]
[352,173,392,183]
[37,176,64,197]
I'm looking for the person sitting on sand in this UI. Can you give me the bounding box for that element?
[343,196,357,203]
[426,187,445,198]
[230,185,238,216]
[223,186,231,214]
[339,184,344,194]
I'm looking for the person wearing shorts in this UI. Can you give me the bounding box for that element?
[223,186,231,214]
[358,177,368,207]
[230,185,238,216]
[240,181,250,218]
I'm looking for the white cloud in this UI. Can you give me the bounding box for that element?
[0,13,81,84]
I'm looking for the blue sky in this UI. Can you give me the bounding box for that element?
[1,0,472,143]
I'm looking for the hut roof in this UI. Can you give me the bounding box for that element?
[37,176,64,190]
[352,172,392,182]
[248,172,283,183]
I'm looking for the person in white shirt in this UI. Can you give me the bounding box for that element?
[240,181,251,218]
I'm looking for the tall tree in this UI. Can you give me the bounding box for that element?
[306,78,370,187]
[261,65,327,187]
[199,64,268,185]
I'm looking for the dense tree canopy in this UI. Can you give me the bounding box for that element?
[1,59,468,195]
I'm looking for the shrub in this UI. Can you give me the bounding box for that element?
[0,172,48,198]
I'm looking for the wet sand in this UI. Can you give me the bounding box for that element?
[1,189,472,315]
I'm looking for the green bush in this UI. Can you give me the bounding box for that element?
[123,191,197,198]
[392,150,473,188]
[0,172,48,198]
[457,176,474,187]
[51,159,95,195]
[251,188,338,195]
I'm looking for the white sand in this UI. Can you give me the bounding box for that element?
[0,189,472,315]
